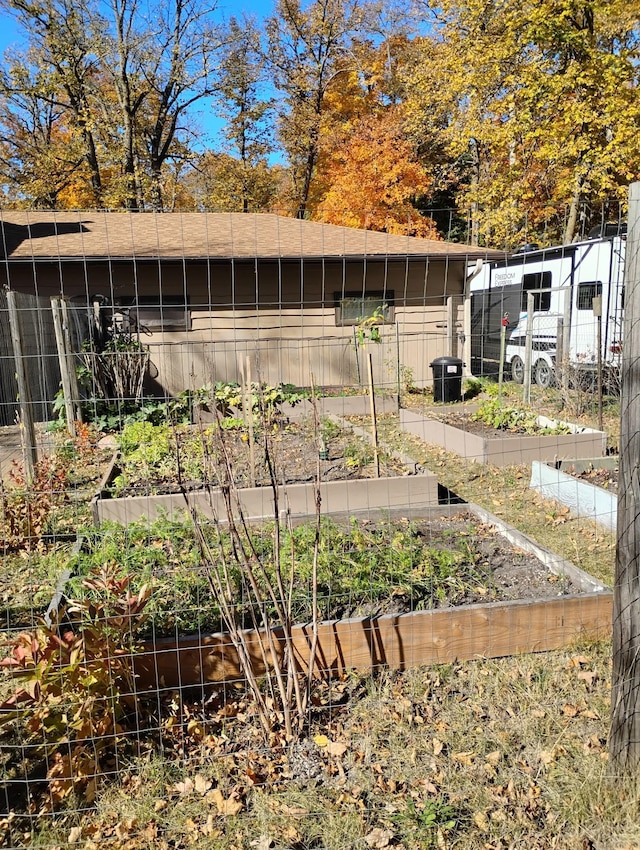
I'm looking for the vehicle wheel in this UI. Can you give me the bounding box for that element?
[511,356,525,384]
[534,359,554,388]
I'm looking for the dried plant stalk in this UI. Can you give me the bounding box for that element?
[177,396,321,739]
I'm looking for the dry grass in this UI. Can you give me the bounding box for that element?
[23,641,640,850]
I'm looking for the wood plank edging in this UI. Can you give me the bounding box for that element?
[133,592,613,692]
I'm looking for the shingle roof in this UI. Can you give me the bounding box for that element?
[0,211,504,261]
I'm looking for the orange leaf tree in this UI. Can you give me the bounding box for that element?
[312,108,439,237]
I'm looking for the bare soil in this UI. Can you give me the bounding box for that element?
[327,512,580,622]
[571,464,619,493]
[127,510,583,639]
[112,419,409,497]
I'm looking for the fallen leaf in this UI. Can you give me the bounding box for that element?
[314,734,330,748]
[327,741,348,757]
[187,719,205,739]
[173,778,194,796]
[208,788,243,816]
[67,827,82,845]
[201,815,221,838]
[195,774,212,795]
[452,751,476,765]
[569,655,591,667]
[473,811,489,832]
[562,704,580,717]
[364,827,394,848]
[577,671,598,688]
[280,804,309,817]
[485,750,502,765]
[115,819,138,840]
[433,738,444,755]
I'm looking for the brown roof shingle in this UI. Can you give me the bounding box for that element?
[0,211,504,261]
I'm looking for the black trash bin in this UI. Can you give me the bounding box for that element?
[430,356,464,403]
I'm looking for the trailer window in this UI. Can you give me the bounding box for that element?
[521,272,551,312]
[577,282,603,311]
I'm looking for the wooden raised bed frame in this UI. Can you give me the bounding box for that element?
[92,464,440,526]
[131,503,611,692]
[91,426,437,525]
[400,408,607,467]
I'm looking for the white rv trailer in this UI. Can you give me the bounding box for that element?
[468,229,626,387]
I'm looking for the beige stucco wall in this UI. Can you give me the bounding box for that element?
[144,303,462,394]
[140,259,464,394]
[5,255,465,397]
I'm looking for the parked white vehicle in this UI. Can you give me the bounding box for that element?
[468,227,626,387]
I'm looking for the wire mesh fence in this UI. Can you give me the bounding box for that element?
[0,209,623,848]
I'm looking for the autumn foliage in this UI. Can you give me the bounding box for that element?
[0,0,636,243]
[312,110,439,238]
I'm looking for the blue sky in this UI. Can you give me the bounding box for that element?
[0,0,277,151]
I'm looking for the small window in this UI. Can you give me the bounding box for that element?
[118,295,191,331]
[577,281,603,311]
[335,291,394,326]
[521,272,551,312]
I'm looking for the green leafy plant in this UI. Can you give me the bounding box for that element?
[0,565,151,811]
[320,416,341,444]
[211,380,307,422]
[392,797,459,846]
[344,441,374,469]
[471,398,570,435]
[354,306,386,348]
[70,513,505,638]
[463,377,484,400]
[118,420,172,460]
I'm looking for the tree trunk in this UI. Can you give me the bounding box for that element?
[149,160,164,212]
[122,115,139,210]
[296,141,318,220]
[610,180,640,774]
[469,139,480,247]
[563,174,583,245]
[79,120,103,206]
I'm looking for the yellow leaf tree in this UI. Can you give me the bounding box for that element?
[402,0,640,246]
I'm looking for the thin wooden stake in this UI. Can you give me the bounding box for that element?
[51,297,76,437]
[353,326,361,385]
[498,321,506,403]
[7,291,37,483]
[245,356,256,488]
[60,298,83,422]
[367,352,380,478]
[523,292,534,405]
[446,295,456,357]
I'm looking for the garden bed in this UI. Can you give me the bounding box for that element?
[92,416,438,525]
[122,503,611,691]
[400,406,607,467]
[530,457,619,531]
